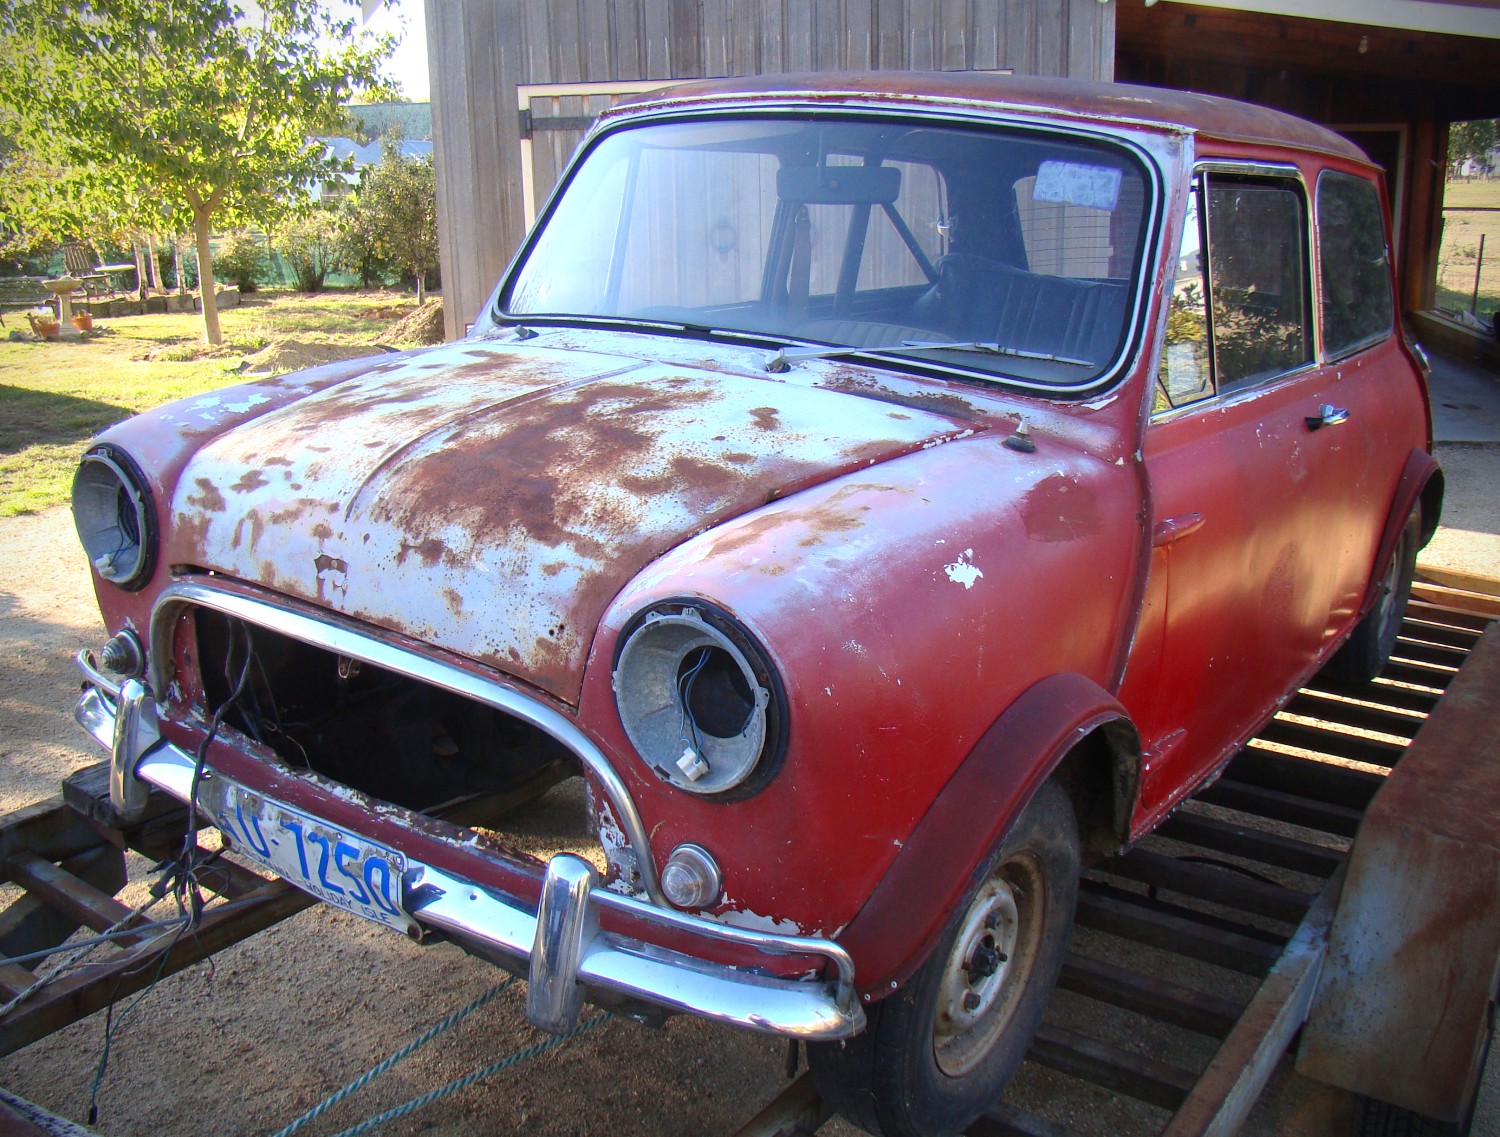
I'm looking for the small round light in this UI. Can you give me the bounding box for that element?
[661,844,722,910]
[73,448,156,590]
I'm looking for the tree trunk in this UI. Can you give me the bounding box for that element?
[416,271,425,306]
[172,237,185,294]
[146,234,165,292]
[132,237,148,301]
[195,208,222,346]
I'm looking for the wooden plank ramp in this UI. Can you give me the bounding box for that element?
[737,581,1497,1137]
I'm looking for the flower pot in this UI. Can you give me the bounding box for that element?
[26,313,60,339]
[71,312,94,332]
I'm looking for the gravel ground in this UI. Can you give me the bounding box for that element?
[0,355,1495,1137]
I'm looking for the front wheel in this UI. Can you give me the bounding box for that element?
[808,781,1079,1137]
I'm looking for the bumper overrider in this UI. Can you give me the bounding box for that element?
[73,581,864,1041]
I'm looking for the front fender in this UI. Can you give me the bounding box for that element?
[837,672,1140,999]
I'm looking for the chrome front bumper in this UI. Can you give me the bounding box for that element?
[75,678,865,1041]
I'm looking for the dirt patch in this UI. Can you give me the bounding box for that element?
[376,302,445,348]
[240,339,388,376]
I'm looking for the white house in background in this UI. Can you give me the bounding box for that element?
[313,134,433,200]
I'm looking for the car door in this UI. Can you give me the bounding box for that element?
[1120,164,1387,825]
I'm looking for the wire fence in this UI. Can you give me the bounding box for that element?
[1436,192,1500,331]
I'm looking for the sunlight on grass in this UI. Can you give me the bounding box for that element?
[0,289,428,516]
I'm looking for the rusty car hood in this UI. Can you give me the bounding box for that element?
[166,340,977,703]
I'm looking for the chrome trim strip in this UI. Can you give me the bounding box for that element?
[75,649,122,699]
[71,686,865,1040]
[146,580,664,904]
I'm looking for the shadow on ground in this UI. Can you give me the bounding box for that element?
[0,386,132,456]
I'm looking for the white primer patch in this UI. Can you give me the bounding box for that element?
[943,548,984,589]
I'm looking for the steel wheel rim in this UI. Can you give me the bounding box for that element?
[932,852,1044,1077]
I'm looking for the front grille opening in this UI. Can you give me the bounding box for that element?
[194,611,595,856]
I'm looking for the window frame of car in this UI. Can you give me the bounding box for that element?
[488,103,1170,401]
[1151,160,1322,422]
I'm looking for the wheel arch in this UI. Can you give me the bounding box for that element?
[1359,449,1443,617]
[837,672,1141,1000]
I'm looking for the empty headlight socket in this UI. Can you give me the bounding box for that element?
[612,601,788,802]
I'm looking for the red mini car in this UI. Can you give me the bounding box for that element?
[72,73,1439,1137]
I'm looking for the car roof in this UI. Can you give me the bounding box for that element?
[610,71,1371,165]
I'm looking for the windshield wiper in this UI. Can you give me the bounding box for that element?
[763,339,1095,373]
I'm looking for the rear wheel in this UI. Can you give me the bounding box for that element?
[1325,510,1420,684]
[808,781,1079,1137]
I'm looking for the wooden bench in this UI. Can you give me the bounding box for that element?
[0,278,50,327]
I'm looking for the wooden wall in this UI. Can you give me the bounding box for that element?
[427,0,1117,339]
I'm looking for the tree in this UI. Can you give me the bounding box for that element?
[0,0,392,343]
[1449,119,1499,178]
[353,135,439,303]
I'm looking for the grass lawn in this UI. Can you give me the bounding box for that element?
[1437,178,1500,319]
[0,290,429,516]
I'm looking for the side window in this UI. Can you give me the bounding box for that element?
[1205,176,1313,390]
[1318,171,1393,357]
[1155,172,1313,414]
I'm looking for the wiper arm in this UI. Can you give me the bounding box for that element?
[764,339,1094,373]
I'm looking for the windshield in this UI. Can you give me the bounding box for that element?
[501,115,1153,389]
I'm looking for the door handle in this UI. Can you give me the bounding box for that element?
[1305,404,1349,431]
[1152,513,1205,548]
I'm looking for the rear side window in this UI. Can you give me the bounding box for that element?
[1317,171,1393,358]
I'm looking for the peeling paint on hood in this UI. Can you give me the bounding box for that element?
[166,341,973,703]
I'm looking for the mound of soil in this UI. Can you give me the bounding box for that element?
[376,301,445,347]
[240,338,382,375]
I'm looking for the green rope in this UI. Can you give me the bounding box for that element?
[268,978,514,1137]
[322,1012,610,1137]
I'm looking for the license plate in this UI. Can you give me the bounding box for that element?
[205,777,417,936]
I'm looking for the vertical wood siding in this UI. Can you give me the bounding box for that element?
[429,0,1115,338]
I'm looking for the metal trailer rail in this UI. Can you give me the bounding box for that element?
[0,580,1494,1135]
[736,577,1500,1137]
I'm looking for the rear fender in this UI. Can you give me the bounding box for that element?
[837,673,1140,1000]
[1357,450,1443,617]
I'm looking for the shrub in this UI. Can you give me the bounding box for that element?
[275,210,342,293]
[214,232,267,293]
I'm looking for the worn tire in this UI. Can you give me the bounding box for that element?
[808,781,1079,1137]
[1324,510,1421,684]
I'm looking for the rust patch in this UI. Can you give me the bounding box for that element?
[704,511,789,558]
[186,478,227,513]
[723,452,755,465]
[265,456,294,467]
[232,469,269,493]
[369,381,713,562]
[311,522,334,540]
[821,372,978,419]
[262,499,338,526]
[396,537,448,568]
[231,510,266,553]
[540,561,569,577]
[443,587,464,615]
[314,553,348,574]
[750,406,780,432]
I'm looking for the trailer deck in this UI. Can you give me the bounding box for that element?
[1,579,1495,1137]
